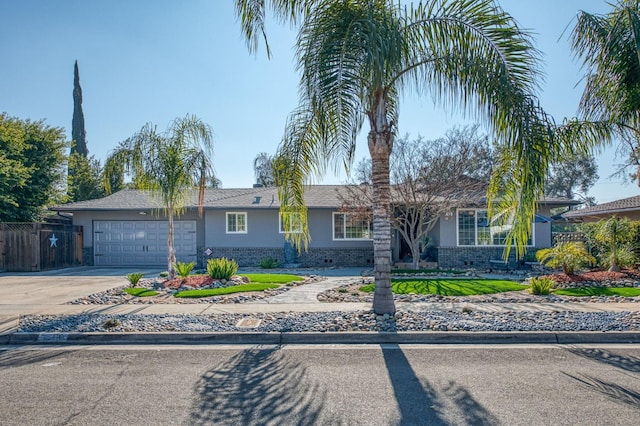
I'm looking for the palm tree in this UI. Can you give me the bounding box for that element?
[570,0,640,184]
[595,216,635,272]
[235,0,569,315]
[104,115,214,278]
[253,152,276,186]
[535,242,596,275]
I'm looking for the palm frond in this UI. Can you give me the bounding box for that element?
[234,0,316,58]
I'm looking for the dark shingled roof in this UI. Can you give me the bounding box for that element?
[50,186,354,211]
[563,195,640,219]
[50,186,579,212]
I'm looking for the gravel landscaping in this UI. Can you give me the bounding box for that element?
[17,310,640,333]
[15,268,640,334]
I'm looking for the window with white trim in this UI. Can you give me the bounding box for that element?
[226,212,247,234]
[457,209,533,246]
[333,213,372,240]
[279,212,303,234]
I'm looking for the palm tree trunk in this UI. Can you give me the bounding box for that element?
[167,207,177,279]
[369,130,395,315]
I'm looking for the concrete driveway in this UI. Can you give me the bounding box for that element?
[0,267,164,305]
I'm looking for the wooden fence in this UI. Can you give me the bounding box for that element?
[0,223,83,272]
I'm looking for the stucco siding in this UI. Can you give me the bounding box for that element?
[307,209,374,249]
[204,209,284,248]
[203,208,373,250]
[438,214,458,246]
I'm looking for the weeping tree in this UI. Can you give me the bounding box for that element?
[235,0,593,314]
[103,115,215,278]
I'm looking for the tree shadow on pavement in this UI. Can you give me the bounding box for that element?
[0,348,72,370]
[187,347,326,426]
[565,347,640,373]
[563,372,640,409]
[381,344,498,425]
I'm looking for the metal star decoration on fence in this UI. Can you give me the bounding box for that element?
[49,234,58,247]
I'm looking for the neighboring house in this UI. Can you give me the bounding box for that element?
[50,186,577,270]
[562,195,640,223]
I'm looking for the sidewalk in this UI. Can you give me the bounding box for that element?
[2,269,640,344]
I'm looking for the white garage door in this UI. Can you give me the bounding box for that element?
[94,220,197,266]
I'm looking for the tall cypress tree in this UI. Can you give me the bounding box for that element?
[71,60,87,156]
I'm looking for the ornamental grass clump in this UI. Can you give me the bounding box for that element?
[174,261,195,278]
[529,277,555,295]
[126,272,144,287]
[207,257,238,280]
[259,257,279,269]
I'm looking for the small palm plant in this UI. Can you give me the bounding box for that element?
[536,242,596,275]
[126,272,144,288]
[174,261,195,278]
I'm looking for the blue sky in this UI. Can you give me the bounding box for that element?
[1,0,636,203]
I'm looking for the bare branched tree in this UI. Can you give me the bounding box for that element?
[341,126,493,269]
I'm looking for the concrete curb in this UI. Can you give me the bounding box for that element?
[3,331,640,346]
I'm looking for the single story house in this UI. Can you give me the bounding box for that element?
[50,186,577,270]
[562,195,640,223]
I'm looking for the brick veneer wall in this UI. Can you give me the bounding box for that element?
[200,247,284,268]
[298,247,374,267]
[199,247,374,268]
[437,246,535,270]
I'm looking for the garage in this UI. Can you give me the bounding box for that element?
[93,220,197,266]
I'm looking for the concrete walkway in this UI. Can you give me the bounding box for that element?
[2,267,640,338]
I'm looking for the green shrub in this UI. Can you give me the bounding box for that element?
[174,261,195,278]
[594,217,637,271]
[259,257,279,269]
[599,245,637,270]
[536,242,596,275]
[159,271,169,278]
[581,217,639,270]
[529,277,555,295]
[207,257,239,280]
[126,272,144,287]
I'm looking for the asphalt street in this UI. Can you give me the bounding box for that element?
[0,344,639,425]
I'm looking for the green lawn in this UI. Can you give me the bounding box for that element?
[553,287,640,297]
[360,278,527,296]
[174,283,279,298]
[238,274,304,284]
[125,287,159,297]
[391,269,465,275]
